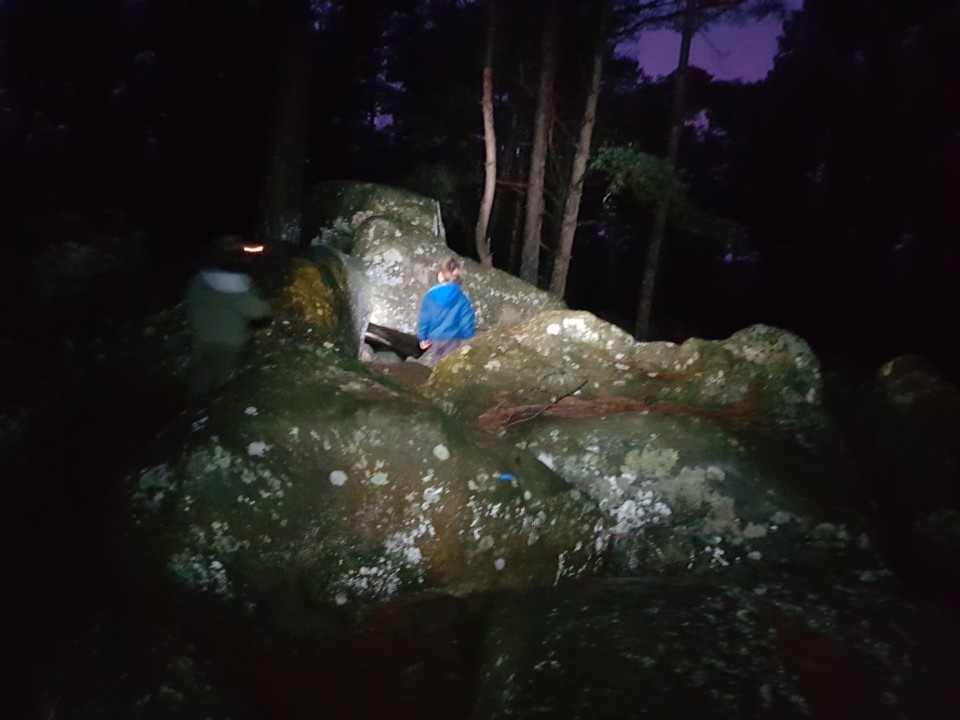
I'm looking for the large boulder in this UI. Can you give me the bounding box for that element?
[124,326,604,630]
[305,180,565,337]
[18,192,960,719]
[872,354,960,510]
[414,310,873,576]
[304,180,446,249]
[470,573,959,719]
[421,311,824,429]
[506,410,869,576]
[860,354,960,603]
[120,244,871,615]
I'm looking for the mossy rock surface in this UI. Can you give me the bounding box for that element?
[422,313,825,430]
[415,311,871,575]
[303,180,445,252]
[505,411,871,575]
[124,328,604,630]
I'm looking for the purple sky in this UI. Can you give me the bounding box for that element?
[619,0,804,82]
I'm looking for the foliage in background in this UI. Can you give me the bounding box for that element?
[0,0,956,371]
[590,145,734,244]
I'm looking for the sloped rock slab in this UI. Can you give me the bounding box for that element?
[37,611,244,720]
[471,573,960,720]
[124,335,604,628]
[418,311,874,576]
[863,355,960,604]
[872,354,960,513]
[46,574,958,720]
[421,312,824,430]
[507,411,873,576]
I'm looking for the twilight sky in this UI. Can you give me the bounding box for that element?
[620,0,804,82]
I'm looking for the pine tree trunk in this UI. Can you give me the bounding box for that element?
[519,3,558,285]
[635,0,696,339]
[502,77,527,275]
[255,0,312,246]
[475,0,497,268]
[549,0,611,298]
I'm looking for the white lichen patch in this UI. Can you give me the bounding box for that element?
[704,542,730,568]
[369,471,390,486]
[561,316,600,343]
[247,441,269,457]
[432,444,450,461]
[198,444,233,472]
[621,446,679,479]
[384,519,435,566]
[334,518,434,601]
[658,466,712,508]
[168,552,234,599]
[421,486,443,509]
[335,563,403,599]
[166,521,253,601]
[256,473,286,501]
[134,464,173,512]
[595,478,673,537]
[537,452,557,470]
[329,470,348,486]
[366,248,406,287]
[742,523,769,539]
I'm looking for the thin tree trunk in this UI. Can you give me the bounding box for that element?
[635,0,696,339]
[496,120,523,273]
[256,0,312,246]
[509,184,525,274]
[550,0,612,297]
[475,0,497,267]
[520,2,558,285]
[503,63,528,274]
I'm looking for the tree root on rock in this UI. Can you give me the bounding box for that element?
[477,388,766,434]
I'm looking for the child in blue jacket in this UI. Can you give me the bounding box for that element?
[417,257,475,366]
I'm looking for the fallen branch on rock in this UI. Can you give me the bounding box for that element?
[477,388,766,434]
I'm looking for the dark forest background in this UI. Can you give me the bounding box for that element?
[0,0,958,380]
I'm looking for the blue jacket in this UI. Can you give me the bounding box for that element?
[417,282,476,341]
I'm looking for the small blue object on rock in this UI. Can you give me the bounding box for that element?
[499,473,514,481]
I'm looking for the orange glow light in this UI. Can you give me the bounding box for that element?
[242,244,265,254]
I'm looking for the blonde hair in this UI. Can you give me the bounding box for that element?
[437,257,462,284]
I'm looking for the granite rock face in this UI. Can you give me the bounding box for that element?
[861,354,960,602]
[304,180,564,338]
[421,311,824,429]
[121,183,876,621]
[416,310,868,576]
[127,339,604,624]
[100,181,960,719]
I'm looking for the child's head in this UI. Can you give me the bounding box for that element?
[436,257,461,284]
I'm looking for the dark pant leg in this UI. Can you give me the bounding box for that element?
[189,342,241,399]
[424,339,462,367]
